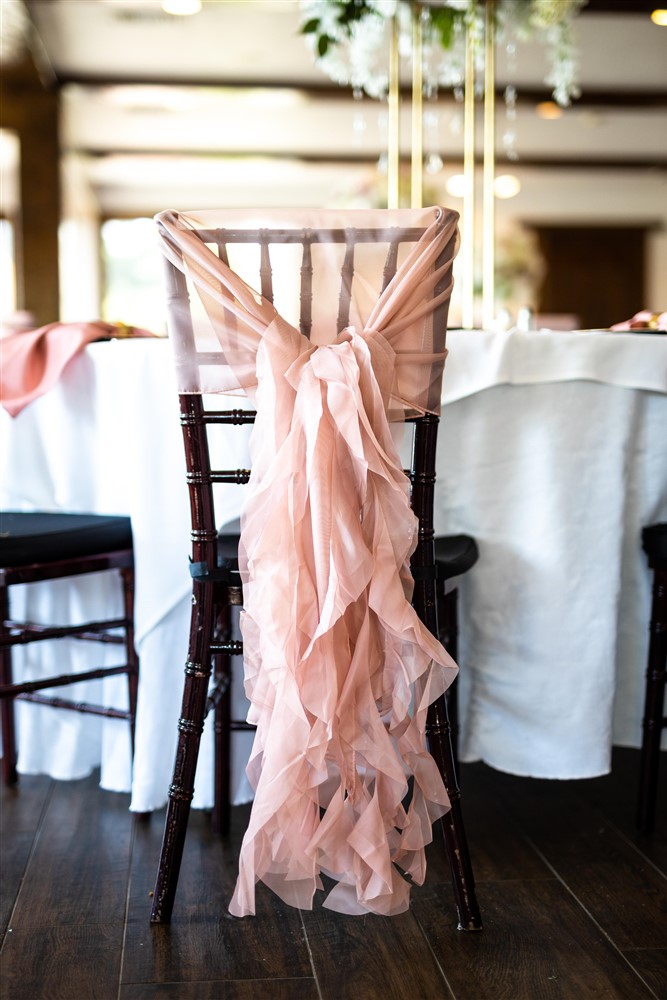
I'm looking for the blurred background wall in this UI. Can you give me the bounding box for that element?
[1,0,666,330]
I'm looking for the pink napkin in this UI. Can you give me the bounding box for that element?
[610,310,667,331]
[0,321,157,417]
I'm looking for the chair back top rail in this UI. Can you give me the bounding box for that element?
[194,226,428,243]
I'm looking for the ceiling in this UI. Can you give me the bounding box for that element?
[8,0,667,214]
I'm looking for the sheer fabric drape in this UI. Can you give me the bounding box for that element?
[156,206,461,916]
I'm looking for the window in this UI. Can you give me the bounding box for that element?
[0,218,16,318]
[100,217,166,333]
[0,129,20,321]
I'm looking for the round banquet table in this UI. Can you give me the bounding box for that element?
[0,329,665,808]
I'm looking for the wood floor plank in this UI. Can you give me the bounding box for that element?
[622,948,667,1000]
[0,774,132,1000]
[122,806,313,986]
[579,748,667,871]
[0,775,52,938]
[0,923,122,1000]
[412,878,656,1000]
[301,892,452,1000]
[5,773,133,928]
[2,751,663,999]
[120,978,320,999]
[485,770,667,951]
[425,763,551,884]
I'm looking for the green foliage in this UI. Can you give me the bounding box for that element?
[299,0,585,105]
[300,1,387,55]
[428,6,462,50]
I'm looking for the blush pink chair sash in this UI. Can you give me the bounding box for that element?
[155,207,460,917]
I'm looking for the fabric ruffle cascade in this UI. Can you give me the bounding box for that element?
[155,207,460,917]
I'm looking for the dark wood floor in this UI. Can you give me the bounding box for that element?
[1,748,665,1000]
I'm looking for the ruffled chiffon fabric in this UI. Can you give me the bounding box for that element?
[155,207,460,917]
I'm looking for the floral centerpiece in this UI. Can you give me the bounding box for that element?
[299,0,587,106]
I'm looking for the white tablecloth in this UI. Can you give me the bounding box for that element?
[438,329,667,777]
[0,339,250,810]
[1,330,665,807]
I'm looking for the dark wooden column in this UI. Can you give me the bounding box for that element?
[0,54,60,325]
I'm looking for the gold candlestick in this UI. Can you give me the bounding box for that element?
[411,5,423,209]
[387,14,401,209]
[462,21,476,330]
[482,0,496,329]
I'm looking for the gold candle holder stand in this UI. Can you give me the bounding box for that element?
[386,3,496,330]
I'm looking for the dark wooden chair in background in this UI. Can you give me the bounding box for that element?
[637,522,667,833]
[434,533,479,764]
[150,212,482,931]
[0,511,139,786]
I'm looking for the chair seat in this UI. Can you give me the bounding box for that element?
[0,512,133,568]
[217,532,479,582]
[435,534,479,581]
[642,523,667,564]
[217,532,240,565]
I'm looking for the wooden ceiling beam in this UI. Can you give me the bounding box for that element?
[55,75,667,110]
[74,147,667,171]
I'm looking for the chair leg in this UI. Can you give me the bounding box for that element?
[150,583,214,924]
[439,585,460,768]
[210,598,234,836]
[637,563,667,834]
[150,674,210,923]
[426,692,482,930]
[0,581,18,786]
[211,649,232,837]
[120,565,139,756]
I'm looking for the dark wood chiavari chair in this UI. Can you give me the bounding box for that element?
[150,213,482,931]
[0,511,139,785]
[637,522,667,833]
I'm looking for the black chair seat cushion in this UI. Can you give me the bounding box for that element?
[217,531,478,583]
[642,523,667,566]
[0,511,133,568]
[435,534,479,581]
[217,532,240,564]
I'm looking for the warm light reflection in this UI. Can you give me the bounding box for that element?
[650,9,667,25]
[445,173,469,198]
[494,174,521,199]
[536,101,564,120]
[161,0,202,15]
[445,173,520,199]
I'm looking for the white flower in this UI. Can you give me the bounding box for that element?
[298,0,585,106]
[366,0,399,16]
